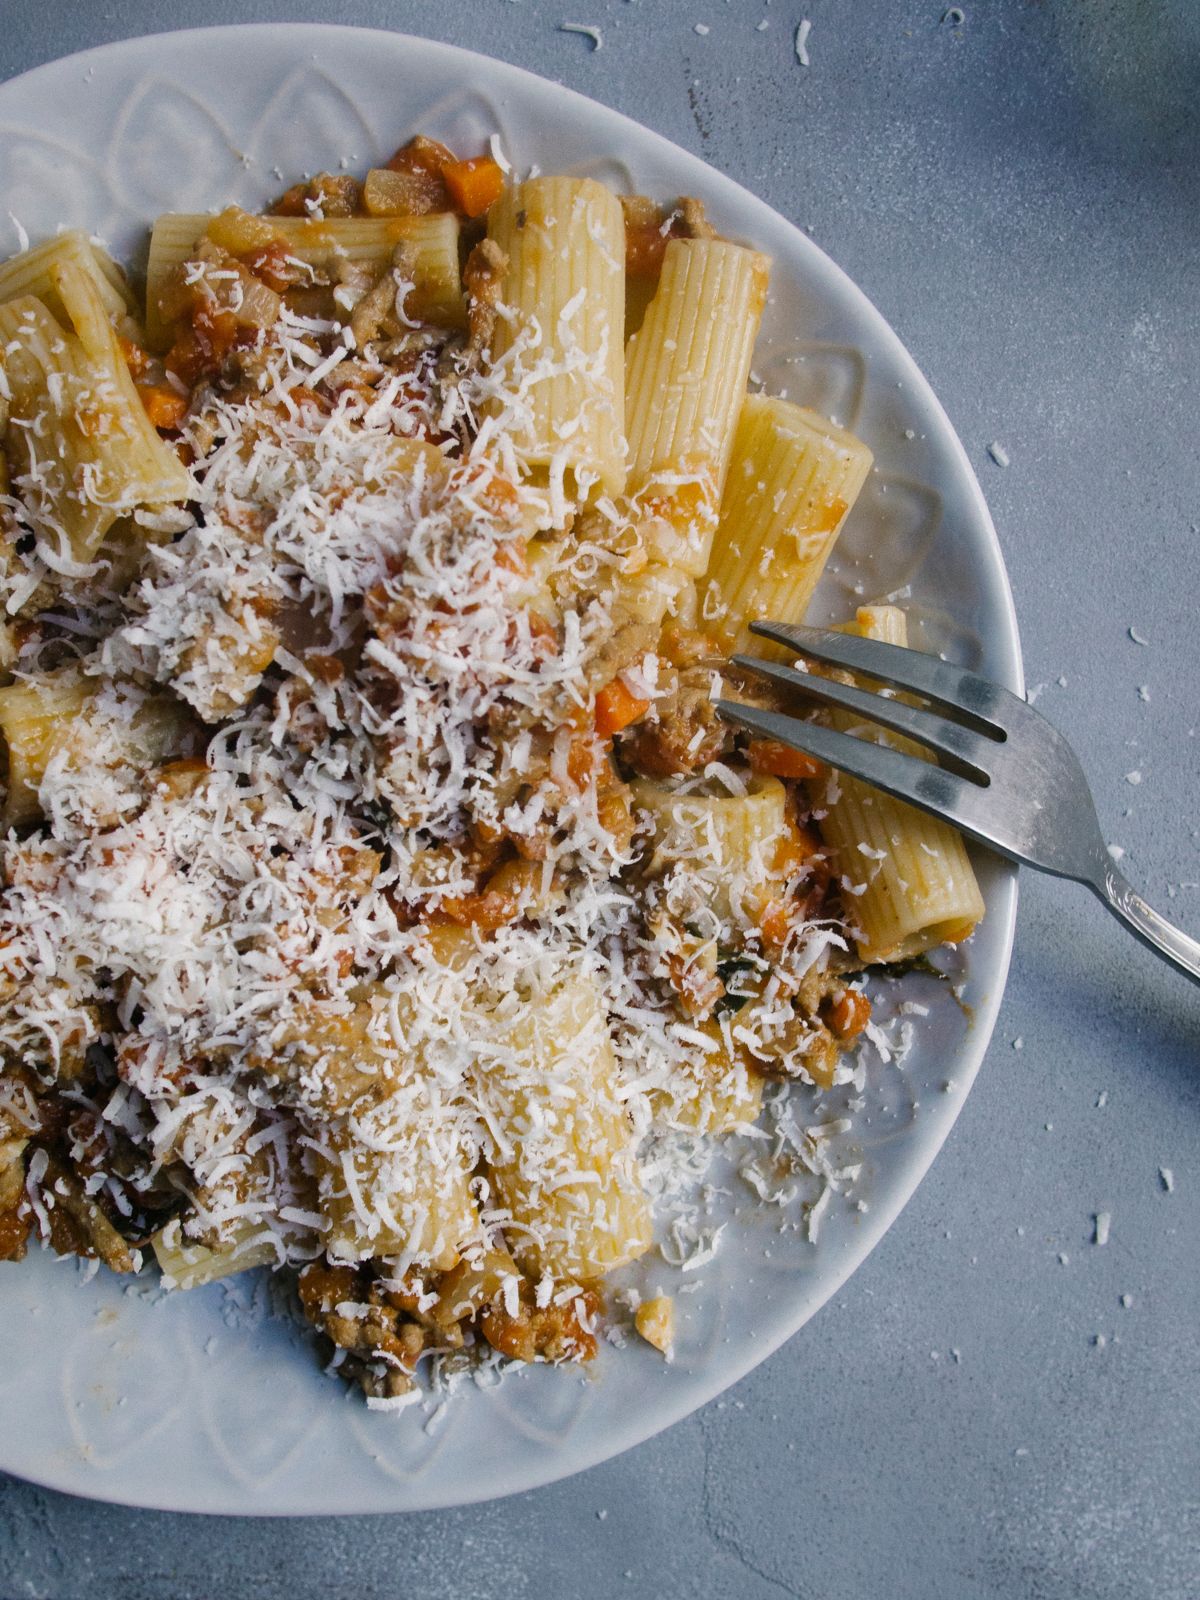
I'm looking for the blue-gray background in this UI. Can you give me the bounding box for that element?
[2,2,1197,1596]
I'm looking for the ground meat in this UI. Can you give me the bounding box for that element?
[299,1251,597,1400]
[349,250,407,348]
[480,1286,600,1365]
[382,136,455,214]
[460,237,508,366]
[619,656,732,777]
[347,240,443,350]
[619,631,793,779]
[621,193,716,279]
[271,173,362,219]
[34,1153,140,1271]
[677,196,716,239]
[748,966,870,1089]
[0,1141,28,1261]
[299,1260,430,1402]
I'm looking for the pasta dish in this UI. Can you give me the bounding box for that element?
[0,133,984,1407]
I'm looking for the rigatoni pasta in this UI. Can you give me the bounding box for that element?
[487,177,627,501]
[632,771,799,929]
[0,669,92,827]
[815,606,986,963]
[625,237,769,575]
[702,395,874,650]
[145,209,464,347]
[153,1215,285,1291]
[0,237,189,566]
[648,1017,765,1137]
[0,297,145,561]
[0,128,984,1409]
[0,229,136,325]
[478,974,653,1281]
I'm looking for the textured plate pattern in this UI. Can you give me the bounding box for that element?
[0,25,1020,1515]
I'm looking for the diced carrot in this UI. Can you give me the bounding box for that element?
[522,609,560,663]
[479,473,520,520]
[138,384,188,430]
[773,820,823,879]
[118,334,152,380]
[436,889,519,932]
[594,678,651,738]
[443,155,506,218]
[813,496,848,534]
[747,737,828,783]
[567,733,597,790]
[626,222,670,280]
[494,537,529,576]
[384,135,454,212]
[826,989,872,1041]
[758,898,792,947]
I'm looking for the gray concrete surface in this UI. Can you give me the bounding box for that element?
[1,1,1198,1596]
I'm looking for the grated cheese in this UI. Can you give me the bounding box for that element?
[558,22,603,51]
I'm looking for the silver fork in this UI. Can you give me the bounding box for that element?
[717,621,1200,985]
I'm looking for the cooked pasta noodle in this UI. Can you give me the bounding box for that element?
[477,974,653,1282]
[703,394,874,649]
[625,238,769,576]
[0,670,92,827]
[145,210,464,347]
[487,177,626,500]
[816,606,986,963]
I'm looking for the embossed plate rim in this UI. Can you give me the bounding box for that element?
[0,23,1020,1514]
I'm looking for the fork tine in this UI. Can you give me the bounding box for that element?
[748,622,1013,734]
[730,653,993,780]
[715,700,999,849]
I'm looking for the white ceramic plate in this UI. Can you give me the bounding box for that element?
[0,24,1021,1514]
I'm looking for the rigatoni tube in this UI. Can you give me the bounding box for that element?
[153,1216,284,1291]
[145,211,464,348]
[477,973,652,1283]
[817,605,985,964]
[0,259,188,565]
[487,177,627,500]
[308,995,482,1273]
[649,1016,764,1136]
[624,238,770,576]
[0,297,134,562]
[632,771,794,930]
[0,670,93,827]
[0,229,135,325]
[703,395,873,649]
[48,258,190,509]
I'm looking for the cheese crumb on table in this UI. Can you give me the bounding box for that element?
[558,21,603,51]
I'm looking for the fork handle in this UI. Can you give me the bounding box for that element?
[1093,863,1200,985]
